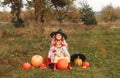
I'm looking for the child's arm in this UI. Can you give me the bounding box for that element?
[48,47,54,58]
[62,47,70,57]
[62,38,68,46]
[51,38,57,46]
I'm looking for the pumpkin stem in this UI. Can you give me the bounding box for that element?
[77,56,80,59]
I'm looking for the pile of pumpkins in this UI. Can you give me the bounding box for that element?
[22,55,90,70]
[74,56,90,68]
[22,55,69,70]
[22,55,46,70]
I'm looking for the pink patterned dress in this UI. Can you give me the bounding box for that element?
[48,38,70,63]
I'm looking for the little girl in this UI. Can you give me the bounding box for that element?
[48,29,72,70]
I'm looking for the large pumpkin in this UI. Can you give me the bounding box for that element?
[57,59,68,70]
[22,62,31,70]
[74,56,82,67]
[31,55,43,67]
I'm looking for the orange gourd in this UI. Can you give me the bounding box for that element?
[74,56,82,67]
[40,63,47,68]
[31,55,43,67]
[57,59,68,70]
[82,61,90,68]
[31,65,35,69]
[22,62,31,70]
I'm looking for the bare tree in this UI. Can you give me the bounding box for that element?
[26,0,51,23]
[51,0,74,23]
[2,0,24,27]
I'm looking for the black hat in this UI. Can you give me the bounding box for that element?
[50,29,67,39]
[71,53,86,62]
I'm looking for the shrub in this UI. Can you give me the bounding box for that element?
[79,3,97,25]
[11,18,24,28]
[100,5,120,22]
[0,12,11,22]
[66,7,81,23]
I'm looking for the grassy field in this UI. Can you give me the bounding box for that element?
[0,22,120,78]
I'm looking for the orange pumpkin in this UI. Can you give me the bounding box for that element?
[31,65,35,69]
[57,59,68,70]
[40,63,47,69]
[31,55,43,67]
[22,62,31,70]
[82,61,90,68]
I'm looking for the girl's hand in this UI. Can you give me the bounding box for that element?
[64,53,68,57]
[57,54,61,57]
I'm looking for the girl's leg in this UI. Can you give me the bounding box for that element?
[53,63,57,71]
[64,57,72,69]
[53,57,58,71]
[53,57,62,71]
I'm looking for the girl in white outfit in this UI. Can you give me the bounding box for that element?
[48,29,72,70]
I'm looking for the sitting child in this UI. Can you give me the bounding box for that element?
[48,29,72,70]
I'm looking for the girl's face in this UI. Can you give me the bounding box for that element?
[55,33,62,40]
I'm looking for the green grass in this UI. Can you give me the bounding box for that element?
[0,23,120,78]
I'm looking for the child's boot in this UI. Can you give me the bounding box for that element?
[68,62,72,70]
[53,63,57,71]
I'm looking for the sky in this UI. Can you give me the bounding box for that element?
[74,0,120,11]
[0,0,120,12]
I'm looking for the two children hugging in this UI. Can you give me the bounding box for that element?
[48,29,72,71]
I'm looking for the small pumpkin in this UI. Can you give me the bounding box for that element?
[31,55,43,67]
[31,65,35,69]
[82,61,90,68]
[57,58,68,70]
[74,56,82,67]
[40,63,47,69]
[22,62,31,70]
